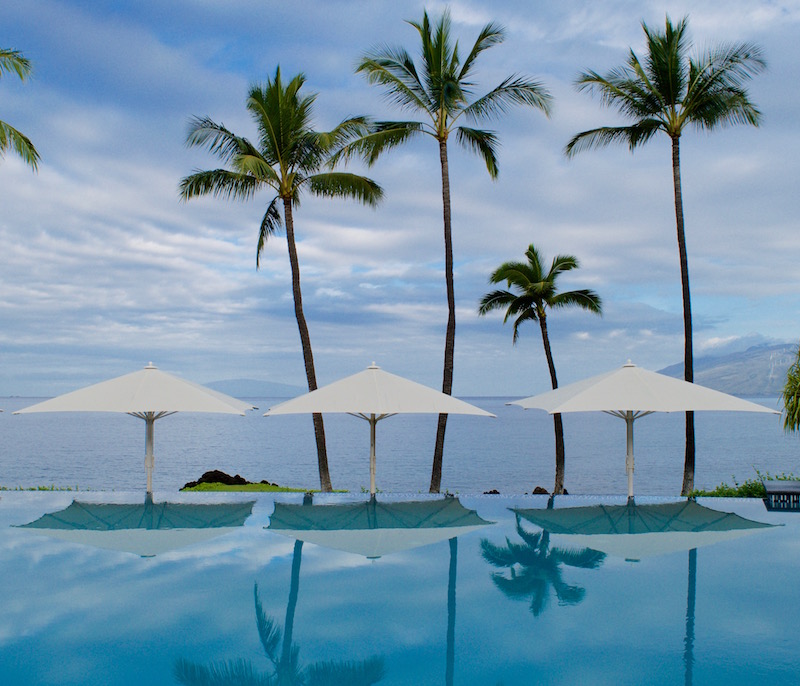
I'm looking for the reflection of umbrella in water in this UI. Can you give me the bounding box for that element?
[15,363,255,493]
[267,497,492,559]
[17,495,255,557]
[510,361,778,500]
[265,364,494,494]
[514,499,774,561]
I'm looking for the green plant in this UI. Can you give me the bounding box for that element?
[689,470,798,498]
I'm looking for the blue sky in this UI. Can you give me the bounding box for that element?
[1,0,798,396]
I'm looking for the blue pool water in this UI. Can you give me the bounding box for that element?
[1,492,797,685]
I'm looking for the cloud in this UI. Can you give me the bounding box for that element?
[0,0,797,396]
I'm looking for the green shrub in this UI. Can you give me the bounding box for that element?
[690,470,798,498]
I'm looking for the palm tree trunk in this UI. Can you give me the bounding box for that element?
[280,538,303,683]
[430,137,456,493]
[538,314,565,494]
[671,137,696,496]
[283,198,332,492]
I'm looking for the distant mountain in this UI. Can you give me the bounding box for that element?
[659,343,795,397]
[206,378,304,398]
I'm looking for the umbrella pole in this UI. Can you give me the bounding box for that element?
[145,412,155,495]
[626,411,635,503]
[369,414,377,495]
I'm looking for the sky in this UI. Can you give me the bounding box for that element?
[1,0,799,397]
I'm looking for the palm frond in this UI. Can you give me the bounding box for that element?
[564,122,660,156]
[179,168,259,202]
[185,117,251,165]
[0,48,33,80]
[458,21,505,81]
[480,537,519,567]
[551,546,606,569]
[307,172,384,207]
[173,658,270,686]
[455,126,499,177]
[0,120,40,169]
[782,344,800,432]
[463,75,552,122]
[477,289,516,317]
[330,121,425,166]
[356,51,431,113]
[257,196,283,269]
[253,583,282,667]
[549,289,603,314]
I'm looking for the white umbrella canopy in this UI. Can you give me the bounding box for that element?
[267,497,492,559]
[265,364,494,494]
[511,361,778,500]
[514,500,775,561]
[15,363,255,492]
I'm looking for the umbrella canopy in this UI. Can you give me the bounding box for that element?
[17,495,255,557]
[515,500,774,561]
[267,496,492,558]
[265,364,494,494]
[511,361,778,500]
[15,363,255,492]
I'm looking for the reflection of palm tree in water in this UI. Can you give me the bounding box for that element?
[176,513,384,685]
[480,513,605,616]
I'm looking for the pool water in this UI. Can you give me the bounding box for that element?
[1,492,796,685]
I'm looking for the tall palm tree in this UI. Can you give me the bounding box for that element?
[338,9,552,493]
[180,67,383,492]
[478,244,601,494]
[0,48,40,170]
[480,513,605,616]
[564,16,766,495]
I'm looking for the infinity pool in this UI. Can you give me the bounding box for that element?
[1,492,796,685]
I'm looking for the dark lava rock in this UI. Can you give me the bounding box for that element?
[532,486,549,495]
[483,489,500,495]
[182,470,249,489]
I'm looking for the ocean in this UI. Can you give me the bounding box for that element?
[1,396,795,496]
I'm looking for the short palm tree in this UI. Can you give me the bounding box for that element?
[565,16,766,495]
[0,48,40,170]
[478,244,601,494]
[781,343,800,433]
[180,67,383,492]
[339,9,552,493]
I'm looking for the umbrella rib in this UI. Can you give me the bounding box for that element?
[128,411,177,420]
[349,412,396,422]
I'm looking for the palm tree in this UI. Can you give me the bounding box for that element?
[339,9,552,493]
[564,16,766,495]
[478,244,601,494]
[781,343,800,432]
[480,513,605,616]
[0,48,40,170]
[180,67,383,492]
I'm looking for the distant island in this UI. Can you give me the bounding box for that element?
[659,343,795,397]
[206,378,304,398]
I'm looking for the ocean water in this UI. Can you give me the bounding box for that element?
[0,396,795,496]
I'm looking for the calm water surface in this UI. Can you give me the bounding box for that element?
[0,492,796,685]
[0,396,792,495]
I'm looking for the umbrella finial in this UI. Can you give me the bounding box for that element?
[368,362,380,369]
[145,362,157,369]
[624,360,635,367]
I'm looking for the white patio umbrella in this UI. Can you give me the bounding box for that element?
[511,361,778,500]
[15,363,255,493]
[265,364,494,494]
